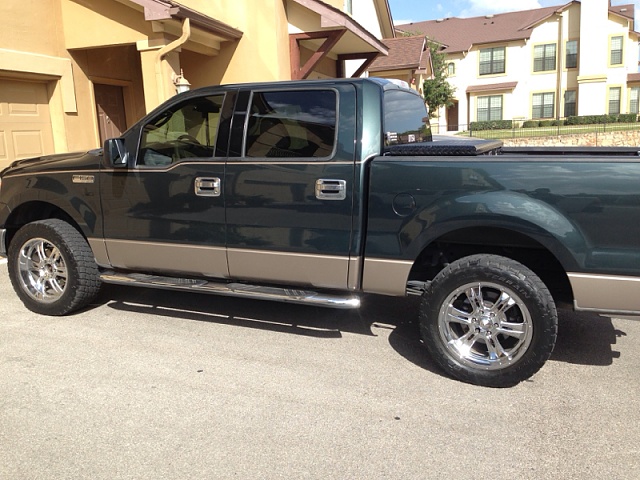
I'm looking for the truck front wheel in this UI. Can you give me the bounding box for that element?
[8,219,101,316]
[419,254,558,387]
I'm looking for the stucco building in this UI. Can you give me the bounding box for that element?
[0,0,393,169]
[395,0,639,132]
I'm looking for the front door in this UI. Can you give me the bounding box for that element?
[100,92,230,278]
[447,100,459,131]
[224,85,357,289]
[95,84,127,143]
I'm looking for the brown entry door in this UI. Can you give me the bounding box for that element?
[94,84,127,143]
[447,100,459,131]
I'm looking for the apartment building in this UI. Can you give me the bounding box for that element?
[396,0,639,131]
[0,0,393,169]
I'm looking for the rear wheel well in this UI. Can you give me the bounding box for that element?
[5,202,83,250]
[409,227,574,307]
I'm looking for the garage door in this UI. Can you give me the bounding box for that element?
[0,79,55,169]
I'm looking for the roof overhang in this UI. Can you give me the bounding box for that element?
[118,0,242,55]
[287,0,388,56]
[467,81,518,93]
[628,73,640,83]
[287,0,389,79]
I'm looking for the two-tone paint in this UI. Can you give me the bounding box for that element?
[1,78,640,315]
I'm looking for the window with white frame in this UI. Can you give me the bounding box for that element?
[610,36,623,65]
[479,47,505,75]
[532,92,554,118]
[447,62,455,76]
[566,40,578,69]
[609,87,621,114]
[564,90,576,117]
[477,95,503,121]
[534,44,556,72]
[630,87,640,114]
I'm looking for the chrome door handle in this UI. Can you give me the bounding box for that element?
[195,177,221,197]
[315,179,347,200]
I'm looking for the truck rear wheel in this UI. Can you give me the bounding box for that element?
[419,254,557,387]
[8,219,101,316]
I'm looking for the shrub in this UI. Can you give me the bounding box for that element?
[618,113,638,123]
[539,120,554,127]
[522,120,540,128]
[551,120,565,126]
[470,120,513,131]
[566,114,622,125]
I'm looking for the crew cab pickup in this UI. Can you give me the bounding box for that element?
[1,78,639,387]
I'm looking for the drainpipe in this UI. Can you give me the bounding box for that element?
[556,11,563,120]
[155,17,191,105]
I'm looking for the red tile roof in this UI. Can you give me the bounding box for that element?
[396,2,636,54]
[368,35,430,72]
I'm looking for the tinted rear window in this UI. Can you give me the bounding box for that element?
[384,90,432,145]
[245,90,336,158]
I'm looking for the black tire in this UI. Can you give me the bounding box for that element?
[8,219,101,316]
[419,254,557,387]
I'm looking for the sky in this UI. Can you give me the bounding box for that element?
[388,0,640,25]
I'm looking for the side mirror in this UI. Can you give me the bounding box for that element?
[104,138,129,168]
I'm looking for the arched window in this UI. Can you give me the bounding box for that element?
[447,62,455,76]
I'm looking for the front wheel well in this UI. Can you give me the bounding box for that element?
[409,227,574,308]
[5,202,83,250]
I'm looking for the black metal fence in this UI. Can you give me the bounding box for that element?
[431,121,640,140]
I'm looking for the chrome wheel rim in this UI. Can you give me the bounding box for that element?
[438,282,533,370]
[17,238,68,303]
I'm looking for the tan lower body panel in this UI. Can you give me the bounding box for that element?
[102,239,229,278]
[568,273,640,315]
[362,258,413,296]
[227,248,350,290]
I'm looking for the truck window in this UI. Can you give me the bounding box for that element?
[384,90,432,145]
[138,94,224,166]
[244,90,336,158]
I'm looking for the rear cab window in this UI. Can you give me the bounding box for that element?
[244,90,337,158]
[383,90,432,146]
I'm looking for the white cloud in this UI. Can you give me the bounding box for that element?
[460,0,543,18]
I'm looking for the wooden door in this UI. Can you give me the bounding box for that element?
[95,84,127,143]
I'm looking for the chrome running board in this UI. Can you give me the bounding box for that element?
[100,271,361,309]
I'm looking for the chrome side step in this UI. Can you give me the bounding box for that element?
[100,271,361,309]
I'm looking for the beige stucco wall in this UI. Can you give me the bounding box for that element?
[1,0,294,157]
[2,0,388,161]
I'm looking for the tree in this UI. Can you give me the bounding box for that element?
[423,41,456,119]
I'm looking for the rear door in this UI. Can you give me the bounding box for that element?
[225,84,357,289]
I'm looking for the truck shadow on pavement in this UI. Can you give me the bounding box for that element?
[97,284,624,374]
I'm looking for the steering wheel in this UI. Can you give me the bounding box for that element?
[177,134,201,145]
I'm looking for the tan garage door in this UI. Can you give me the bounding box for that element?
[0,79,55,169]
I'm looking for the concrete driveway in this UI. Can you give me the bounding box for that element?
[0,263,638,479]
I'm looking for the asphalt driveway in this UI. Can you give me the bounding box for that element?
[1,262,638,479]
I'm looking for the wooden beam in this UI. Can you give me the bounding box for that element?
[289,29,346,80]
[337,52,381,78]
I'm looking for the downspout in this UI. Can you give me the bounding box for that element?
[556,11,563,120]
[155,17,191,105]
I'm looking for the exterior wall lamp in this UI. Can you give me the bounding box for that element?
[173,69,191,94]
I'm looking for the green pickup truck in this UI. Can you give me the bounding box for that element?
[1,78,639,387]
